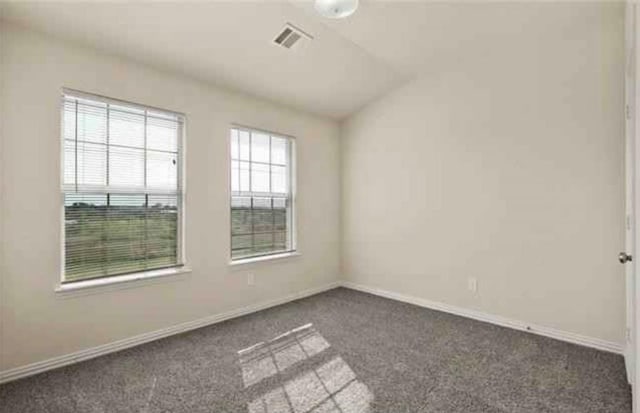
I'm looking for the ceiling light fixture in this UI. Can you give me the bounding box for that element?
[314,0,358,19]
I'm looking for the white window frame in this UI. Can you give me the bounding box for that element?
[58,89,187,288]
[229,124,297,264]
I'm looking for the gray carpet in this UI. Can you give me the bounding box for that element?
[0,287,632,412]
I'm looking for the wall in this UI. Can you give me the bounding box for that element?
[0,23,341,371]
[341,4,626,345]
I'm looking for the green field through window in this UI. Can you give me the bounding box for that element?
[65,194,178,281]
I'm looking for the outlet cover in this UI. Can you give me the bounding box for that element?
[468,277,478,293]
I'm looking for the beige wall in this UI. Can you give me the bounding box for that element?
[0,1,628,374]
[0,23,341,371]
[341,4,626,345]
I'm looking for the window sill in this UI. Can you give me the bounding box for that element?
[229,251,300,267]
[54,266,192,298]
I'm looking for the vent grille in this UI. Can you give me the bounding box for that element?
[273,23,312,50]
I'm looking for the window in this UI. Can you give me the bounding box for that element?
[62,91,184,283]
[230,127,295,261]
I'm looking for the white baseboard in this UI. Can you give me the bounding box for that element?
[0,281,340,384]
[340,281,624,355]
[0,280,624,385]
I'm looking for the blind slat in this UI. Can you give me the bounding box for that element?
[62,93,182,282]
[230,127,293,260]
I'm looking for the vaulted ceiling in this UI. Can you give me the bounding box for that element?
[0,1,614,119]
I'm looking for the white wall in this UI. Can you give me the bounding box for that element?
[0,23,341,371]
[341,4,626,345]
[0,1,628,374]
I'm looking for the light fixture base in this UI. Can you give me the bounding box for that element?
[314,0,359,19]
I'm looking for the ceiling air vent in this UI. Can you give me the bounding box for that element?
[273,23,313,50]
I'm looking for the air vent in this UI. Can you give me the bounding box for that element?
[273,23,313,50]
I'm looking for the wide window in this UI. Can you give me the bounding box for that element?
[62,91,184,283]
[230,127,295,261]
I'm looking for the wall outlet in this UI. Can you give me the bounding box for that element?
[468,277,478,293]
[247,272,255,286]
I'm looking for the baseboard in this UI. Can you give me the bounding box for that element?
[1,280,624,385]
[340,281,624,355]
[0,281,340,384]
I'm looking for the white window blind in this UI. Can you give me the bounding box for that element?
[230,127,294,260]
[62,91,183,282]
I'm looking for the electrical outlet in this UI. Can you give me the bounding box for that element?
[247,273,255,286]
[468,277,477,293]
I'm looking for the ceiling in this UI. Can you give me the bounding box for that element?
[0,1,614,120]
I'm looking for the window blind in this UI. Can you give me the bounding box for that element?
[230,127,294,260]
[62,92,183,282]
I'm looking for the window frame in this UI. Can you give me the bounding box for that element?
[229,124,297,263]
[59,88,187,285]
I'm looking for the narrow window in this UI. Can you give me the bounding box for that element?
[62,91,184,283]
[230,127,295,260]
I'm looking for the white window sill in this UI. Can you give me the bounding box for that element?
[229,251,300,267]
[55,266,192,298]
